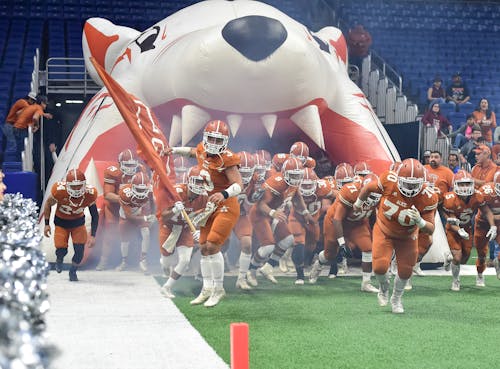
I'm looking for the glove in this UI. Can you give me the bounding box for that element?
[407,206,422,224]
[446,217,460,226]
[457,228,469,240]
[338,237,352,258]
[486,225,497,242]
[145,214,156,223]
[172,201,185,215]
[192,230,200,243]
[205,201,217,213]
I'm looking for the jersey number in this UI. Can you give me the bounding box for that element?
[382,199,415,226]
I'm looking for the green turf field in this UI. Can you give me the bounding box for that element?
[156,274,500,369]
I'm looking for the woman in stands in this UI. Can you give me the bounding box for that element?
[422,101,451,138]
[427,76,446,107]
[472,98,496,145]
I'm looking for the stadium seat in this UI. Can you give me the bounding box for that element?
[458,104,475,116]
[447,112,466,130]
[2,161,22,172]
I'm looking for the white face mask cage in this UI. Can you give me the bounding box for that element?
[283,168,304,187]
[454,179,474,196]
[132,183,150,199]
[188,176,207,195]
[120,159,139,176]
[300,178,317,196]
[239,167,254,184]
[67,180,86,198]
[203,131,228,154]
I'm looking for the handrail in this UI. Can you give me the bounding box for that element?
[370,49,403,93]
[45,57,101,95]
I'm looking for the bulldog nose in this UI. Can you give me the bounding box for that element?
[222,16,287,61]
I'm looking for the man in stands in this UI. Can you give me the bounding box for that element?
[12,95,52,162]
[96,149,143,270]
[446,72,471,112]
[354,158,438,314]
[170,120,242,307]
[43,169,99,282]
[0,92,37,167]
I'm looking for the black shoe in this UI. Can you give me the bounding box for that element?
[55,259,63,273]
[69,267,78,282]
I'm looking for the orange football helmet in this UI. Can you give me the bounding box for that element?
[272,153,289,172]
[203,120,229,154]
[282,157,304,187]
[299,167,318,196]
[289,141,309,164]
[334,163,354,190]
[453,170,474,196]
[255,149,272,170]
[396,158,425,197]
[66,169,86,198]
[389,161,402,172]
[118,149,139,176]
[238,151,255,184]
[362,173,382,206]
[131,172,151,199]
[187,166,208,195]
[354,161,371,177]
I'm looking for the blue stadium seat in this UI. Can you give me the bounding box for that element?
[2,161,22,172]
[439,103,455,117]
[447,112,467,130]
[458,104,475,116]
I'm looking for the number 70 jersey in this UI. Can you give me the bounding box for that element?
[366,171,438,239]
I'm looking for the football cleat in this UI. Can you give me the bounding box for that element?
[246,270,258,287]
[451,279,460,291]
[95,259,108,271]
[328,273,337,279]
[494,258,500,279]
[377,279,390,307]
[160,284,176,299]
[412,263,425,276]
[115,260,128,271]
[309,260,323,284]
[55,259,63,273]
[279,257,288,273]
[236,277,252,290]
[390,295,404,314]
[361,282,379,293]
[190,288,213,305]
[338,257,348,275]
[294,279,305,285]
[476,274,485,287]
[139,259,149,275]
[204,288,226,307]
[69,266,78,282]
[259,263,278,284]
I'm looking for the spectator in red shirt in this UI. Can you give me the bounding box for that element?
[422,102,451,137]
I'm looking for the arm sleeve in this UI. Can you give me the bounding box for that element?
[89,203,99,236]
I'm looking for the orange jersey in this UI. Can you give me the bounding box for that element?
[424,164,454,195]
[477,183,500,223]
[365,171,438,239]
[103,164,146,217]
[442,191,485,228]
[13,104,44,129]
[6,99,29,124]
[118,184,152,219]
[327,180,377,225]
[260,173,298,212]
[195,143,240,194]
[157,182,207,226]
[301,178,332,216]
[471,160,497,187]
[51,182,97,220]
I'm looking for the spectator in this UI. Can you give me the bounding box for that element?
[459,125,483,168]
[472,98,496,145]
[422,150,431,165]
[448,152,461,174]
[422,102,451,137]
[446,73,472,111]
[12,95,52,162]
[347,25,372,74]
[448,114,476,149]
[491,139,500,165]
[427,77,446,106]
[1,92,37,168]
[424,150,454,196]
[470,144,497,188]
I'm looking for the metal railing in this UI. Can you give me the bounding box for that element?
[45,57,101,95]
[370,49,403,93]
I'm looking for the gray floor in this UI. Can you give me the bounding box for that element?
[45,270,229,369]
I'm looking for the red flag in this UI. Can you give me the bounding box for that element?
[89,57,180,206]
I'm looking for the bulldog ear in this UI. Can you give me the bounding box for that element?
[83,17,140,85]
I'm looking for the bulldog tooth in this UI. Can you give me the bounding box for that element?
[84,158,103,195]
[261,114,277,137]
[226,114,243,137]
[290,105,325,150]
[181,105,210,145]
[168,114,182,146]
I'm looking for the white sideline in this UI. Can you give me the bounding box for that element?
[46,270,229,369]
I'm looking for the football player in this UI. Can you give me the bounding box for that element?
[170,120,242,307]
[43,169,99,281]
[289,141,316,169]
[115,172,155,273]
[354,158,438,313]
[157,166,208,298]
[247,157,313,285]
[174,156,191,184]
[96,149,142,270]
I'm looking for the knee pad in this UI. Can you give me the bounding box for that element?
[72,244,85,264]
[277,235,294,251]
